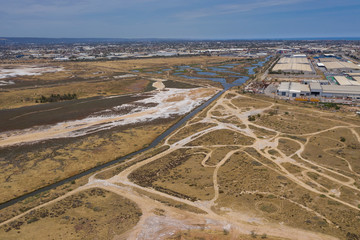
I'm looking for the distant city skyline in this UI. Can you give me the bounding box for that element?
[1,0,359,39]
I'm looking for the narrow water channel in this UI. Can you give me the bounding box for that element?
[0,56,270,210]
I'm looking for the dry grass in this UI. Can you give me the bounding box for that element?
[280,162,304,175]
[167,229,287,240]
[301,133,353,173]
[277,138,301,156]
[214,151,359,239]
[83,56,233,73]
[129,148,215,201]
[186,129,255,147]
[0,188,141,240]
[256,109,339,135]
[0,56,235,109]
[131,188,206,214]
[231,97,272,109]
[0,122,175,203]
[0,173,91,223]
[207,146,238,166]
[249,125,277,139]
[95,145,170,180]
[167,123,217,145]
[0,78,150,109]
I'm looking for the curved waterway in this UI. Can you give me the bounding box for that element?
[0,56,270,210]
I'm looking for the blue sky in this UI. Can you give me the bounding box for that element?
[0,0,359,39]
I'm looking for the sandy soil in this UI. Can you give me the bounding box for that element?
[1,56,359,239]
[0,65,63,79]
[152,78,166,90]
[3,89,359,239]
[0,87,217,148]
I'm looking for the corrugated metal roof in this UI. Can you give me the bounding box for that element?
[322,85,360,94]
[290,82,310,92]
[335,76,360,85]
[278,82,290,92]
[309,82,322,91]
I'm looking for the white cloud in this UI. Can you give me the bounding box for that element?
[176,0,307,19]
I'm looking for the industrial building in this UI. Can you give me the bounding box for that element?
[347,73,360,83]
[334,76,360,86]
[277,82,311,97]
[277,81,360,99]
[302,79,329,85]
[273,55,313,73]
[319,58,360,72]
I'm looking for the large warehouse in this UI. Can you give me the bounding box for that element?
[277,81,360,99]
[319,58,360,72]
[334,76,360,85]
[272,55,313,73]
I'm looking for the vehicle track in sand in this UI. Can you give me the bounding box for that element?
[2,90,359,240]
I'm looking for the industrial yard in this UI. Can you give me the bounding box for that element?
[258,48,360,105]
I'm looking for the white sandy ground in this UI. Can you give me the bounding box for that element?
[152,78,166,90]
[113,74,137,79]
[0,80,15,86]
[0,87,218,148]
[0,66,63,79]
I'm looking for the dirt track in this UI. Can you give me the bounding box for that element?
[3,88,359,239]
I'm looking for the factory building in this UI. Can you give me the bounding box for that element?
[334,76,360,86]
[272,55,313,73]
[277,82,310,98]
[302,79,329,85]
[319,58,360,72]
[277,81,360,99]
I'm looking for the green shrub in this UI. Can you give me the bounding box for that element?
[36,93,77,103]
[248,115,256,121]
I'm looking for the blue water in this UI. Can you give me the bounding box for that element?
[207,77,249,90]
[191,67,203,72]
[208,67,237,74]
[176,65,203,72]
[0,56,270,210]
[245,67,255,75]
[221,64,237,68]
[197,71,218,76]
[178,65,191,70]
[173,57,271,89]
[177,75,204,79]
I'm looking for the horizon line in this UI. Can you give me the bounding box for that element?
[1,36,360,41]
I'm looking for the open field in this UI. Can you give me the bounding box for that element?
[0,121,175,203]
[0,188,141,240]
[102,91,359,239]
[167,229,286,240]
[0,93,148,132]
[0,87,216,148]
[0,76,151,110]
[1,57,360,239]
[0,58,218,204]
[0,56,232,109]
